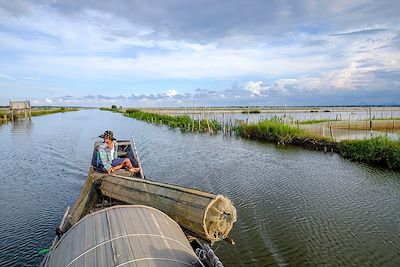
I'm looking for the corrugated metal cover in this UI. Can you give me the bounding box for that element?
[45,205,203,267]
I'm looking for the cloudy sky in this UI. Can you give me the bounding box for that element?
[0,0,399,107]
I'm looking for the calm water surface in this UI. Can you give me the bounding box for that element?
[0,110,399,266]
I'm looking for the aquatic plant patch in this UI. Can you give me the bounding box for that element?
[124,109,221,133]
[338,137,400,169]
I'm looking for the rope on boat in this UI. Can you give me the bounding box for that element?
[64,233,205,267]
[195,244,224,267]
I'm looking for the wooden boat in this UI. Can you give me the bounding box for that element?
[40,139,237,267]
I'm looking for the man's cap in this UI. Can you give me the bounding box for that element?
[99,130,116,140]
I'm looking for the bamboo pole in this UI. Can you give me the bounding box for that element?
[348,113,351,130]
[369,106,373,136]
[130,136,144,179]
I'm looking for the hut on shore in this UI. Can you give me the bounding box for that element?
[9,99,31,121]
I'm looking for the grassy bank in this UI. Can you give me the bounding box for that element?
[0,110,7,124]
[338,137,400,169]
[99,107,120,112]
[0,107,79,122]
[237,119,400,170]
[31,107,79,117]
[124,108,221,133]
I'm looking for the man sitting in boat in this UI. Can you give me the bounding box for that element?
[97,130,140,174]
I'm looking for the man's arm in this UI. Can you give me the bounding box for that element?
[113,141,118,160]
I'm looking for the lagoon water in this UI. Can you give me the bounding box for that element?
[0,109,400,266]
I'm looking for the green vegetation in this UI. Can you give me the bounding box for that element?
[100,107,120,112]
[338,137,400,169]
[237,119,306,143]
[238,118,400,170]
[236,118,333,144]
[124,109,221,133]
[1,107,78,123]
[31,107,79,116]
[125,108,140,113]
[0,110,6,124]
[241,109,261,114]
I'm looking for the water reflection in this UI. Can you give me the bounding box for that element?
[11,118,33,134]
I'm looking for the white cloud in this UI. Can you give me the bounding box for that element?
[245,81,264,96]
[45,98,52,103]
[0,1,399,106]
[1,2,398,83]
[165,89,178,97]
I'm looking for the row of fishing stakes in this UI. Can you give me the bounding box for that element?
[142,106,398,138]
[160,107,239,135]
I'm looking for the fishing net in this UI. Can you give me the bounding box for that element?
[100,174,237,243]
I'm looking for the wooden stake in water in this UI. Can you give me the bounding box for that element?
[348,113,351,130]
[247,105,249,123]
[369,106,372,136]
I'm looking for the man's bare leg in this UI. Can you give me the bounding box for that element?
[112,164,124,171]
[122,158,140,173]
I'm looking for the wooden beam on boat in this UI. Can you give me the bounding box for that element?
[99,174,237,243]
[67,167,102,227]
